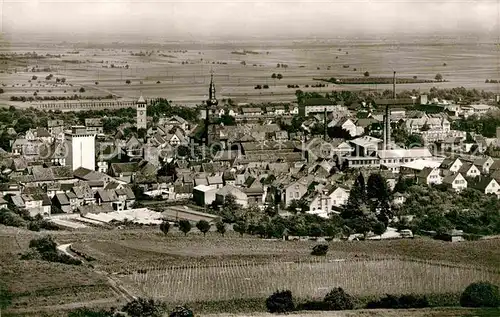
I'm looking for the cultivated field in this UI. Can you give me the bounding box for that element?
[1,36,500,109]
[125,258,500,303]
[2,226,500,315]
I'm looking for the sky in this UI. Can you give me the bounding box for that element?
[1,0,500,41]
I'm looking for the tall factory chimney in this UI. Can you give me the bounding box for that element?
[385,71,396,150]
[323,107,328,140]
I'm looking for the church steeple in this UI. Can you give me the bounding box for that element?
[204,73,218,146]
[207,73,218,107]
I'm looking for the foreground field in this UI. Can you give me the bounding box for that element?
[204,308,500,317]
[2,226,500,315]
[0,228,120,312]
[125,258,500,303]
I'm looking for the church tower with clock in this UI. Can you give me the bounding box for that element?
[204,73,219,146]
[136,95,147,130]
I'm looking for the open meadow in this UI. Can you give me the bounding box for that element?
[1,37,500,109]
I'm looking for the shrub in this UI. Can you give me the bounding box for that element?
[178,220,192,236]
[215,221,226,236]
[323,287,354,310]
[169,306,194,317]
[266,290,295,313]
[122,297,163,317]
[27,221,40,231]
[160,221,170,235]
[460,282,500,307]
[79,87,85,93]
[29,236,56,253]
[196,220,211,236]
[126,80,131,84]
[311,244,328,256]
[366,294,429,309]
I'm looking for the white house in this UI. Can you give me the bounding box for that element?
[309,185,349,212]
[442,173,467,192]
[284,180,308,206]
[458,163,481,178]
[469,177,500,196]
[473,156,494,174]
[215,185,249,207]
[440,157,463,173]
[335,118,360,138]
[417,167,442,185]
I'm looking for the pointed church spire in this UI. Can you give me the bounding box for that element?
[207,71,218,107]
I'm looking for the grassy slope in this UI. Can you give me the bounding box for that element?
[0,227,118,311]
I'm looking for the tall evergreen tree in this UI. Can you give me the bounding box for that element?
[341,173,366,219]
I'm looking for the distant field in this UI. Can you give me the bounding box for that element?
[2,40,500,108]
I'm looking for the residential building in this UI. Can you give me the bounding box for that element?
[442,173,467,192]
[417,167,442,185]
[457,162,481,178]
[284,180,308,206]
[469,177,500,196]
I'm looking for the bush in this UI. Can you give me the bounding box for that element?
[366,294,429,309]
[178,220,192,236]
[460,282,500,307]
[29,236,56,253]
[323,287,354,310]
[196,220,211,236]
[27,221,40,231]
[0,209,26,227]
[266,290,295,313]
[122,297,163,317]
[169,306,194,317]
[160,221,170,235]
[311,244,328,256]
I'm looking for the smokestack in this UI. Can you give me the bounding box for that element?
[393,71,396,100]
[386,71,396,149]
[323,107,327,140]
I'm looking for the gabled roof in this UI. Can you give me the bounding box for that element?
[417,167,437,178]
[442,172,466,185]
[468,176,498,192]
[111,162,139,175]
[458,162,476,174]
[55,193,70,205]
[34,128,51,138]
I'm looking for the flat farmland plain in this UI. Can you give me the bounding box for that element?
[1,38,500,108]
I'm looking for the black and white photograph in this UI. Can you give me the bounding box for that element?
[0,1,500,316]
